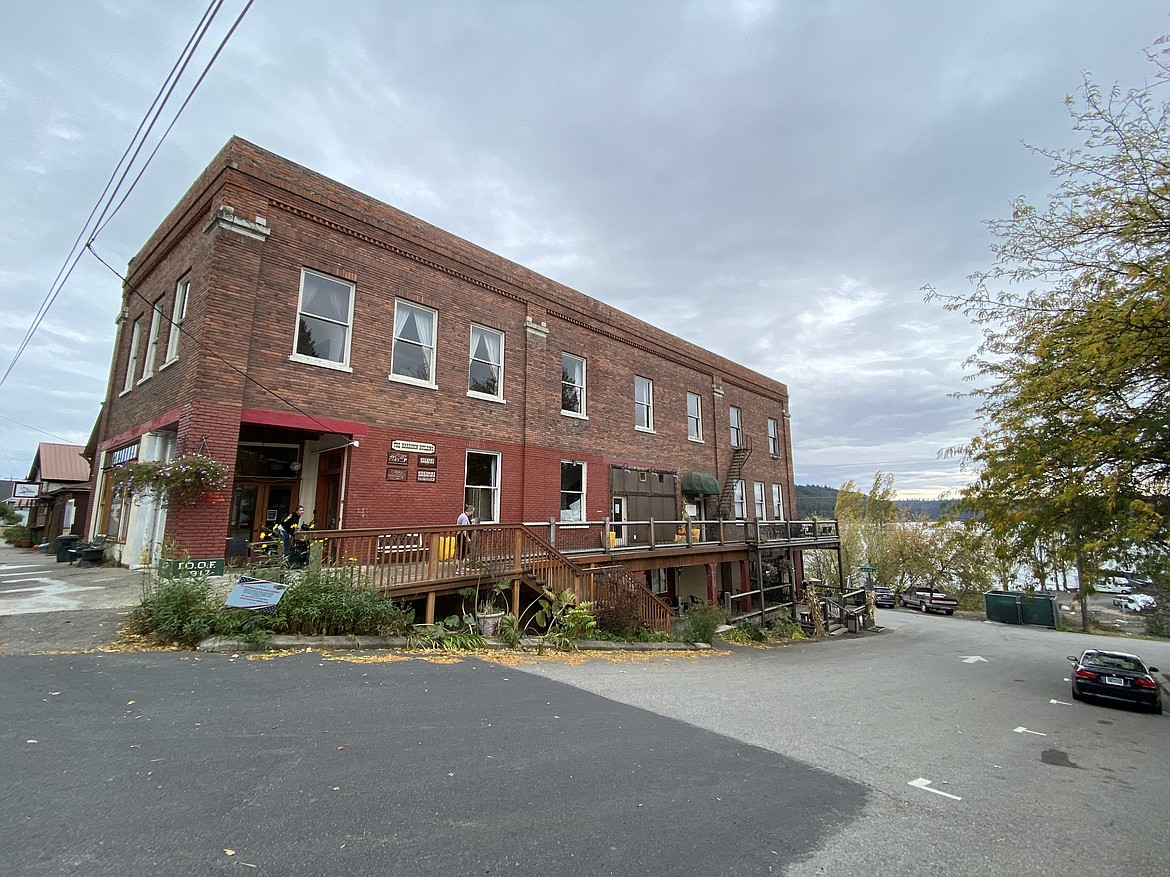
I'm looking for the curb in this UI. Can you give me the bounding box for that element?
[196,635,714,654]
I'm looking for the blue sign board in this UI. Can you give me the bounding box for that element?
[224,576,289,611]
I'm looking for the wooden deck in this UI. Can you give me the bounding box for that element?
[283,519,841,633]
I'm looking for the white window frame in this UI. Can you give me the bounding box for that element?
[771,484,785,521]
[560,460,586,521]
[164,274,189,365]
[122,318,142,394]
[468,323,504,401]
[139,301,163,382]
[733,479,746,519]
[291,268,355,372]
[729,406,743,449]
[768,418,779,456]
[465,450,500,523]
[561,352,587,417]
[687,392,703,442]
[388,298,437,387]
[634,376,654,432]
[754,481,766,520]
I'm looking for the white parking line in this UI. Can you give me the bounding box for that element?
[908,778,962,801]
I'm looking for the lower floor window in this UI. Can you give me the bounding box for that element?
[465,451,500,523]
[561,461,585,521]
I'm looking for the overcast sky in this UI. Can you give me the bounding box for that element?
[0,1,1164,498]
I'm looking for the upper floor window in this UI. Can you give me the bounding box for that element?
[391,299,437,386]
[561,461,585,521]
[768,418,779,456]
[771,484,785,521]
[468,324,504,399]
[294,269,354,369]
[122,318,142,393]
[140,301,163,381]
[729,406,742,448]
[164,275,189,363]
[733,479,746,519]
[687,392,703,441]
[754,481,766,519]
[634,376,654,431]
[562,353,586,416]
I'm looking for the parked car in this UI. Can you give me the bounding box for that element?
[1095,577,1133,594]
[898,586,958,615]
[1112,593,1157,612]
[870,586,895,608]
[1067,649,1163,714]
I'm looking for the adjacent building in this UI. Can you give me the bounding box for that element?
[87,138,798,594]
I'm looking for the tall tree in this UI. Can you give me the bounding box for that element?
[929,38,1170,617]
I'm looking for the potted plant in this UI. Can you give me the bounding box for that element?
[112,454,229,504]
[475,579,510,637]
[3,524,32,548]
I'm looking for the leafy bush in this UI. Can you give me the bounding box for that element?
[3,524,31,545]
[128,565,414,648]
[592,585,650,640]
[681,603,726,644]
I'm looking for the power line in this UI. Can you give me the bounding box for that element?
[0,0,253,392]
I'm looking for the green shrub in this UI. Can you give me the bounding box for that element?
[129,565,414,648]
[3,524,31,545]
[681,603,726,644]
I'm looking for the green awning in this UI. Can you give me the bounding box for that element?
[681,471,721,496]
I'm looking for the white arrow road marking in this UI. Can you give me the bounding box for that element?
[1050,699,1072,705]
[961,656,989,663]
[908,778,962,801]
[1013,727,1047,736]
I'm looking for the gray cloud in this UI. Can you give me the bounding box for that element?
[0,0,1163,496]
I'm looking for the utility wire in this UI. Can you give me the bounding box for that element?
[0,0,250,391]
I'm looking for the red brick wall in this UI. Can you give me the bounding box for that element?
[95,137,798,554]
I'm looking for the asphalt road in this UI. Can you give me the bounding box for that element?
[523,610,1170,877]
[1,650,864,877]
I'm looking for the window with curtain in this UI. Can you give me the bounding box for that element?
[754,482,766,519]
[294,269,354,367]
[140,301,163,381]
[391,299,437,385]
[468,324,503,398]
[733,480,746,519]
[771,484,785,520]
[768,418,779,456]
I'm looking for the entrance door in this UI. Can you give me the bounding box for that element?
[612,496,626,546]
[315,450,343,529]
[229,483,294,546]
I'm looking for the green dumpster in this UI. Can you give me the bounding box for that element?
[984,591,1022,624]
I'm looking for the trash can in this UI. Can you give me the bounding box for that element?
[55,534,81,563]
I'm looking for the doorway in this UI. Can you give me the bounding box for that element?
[229,482,294,545]
[612,496,627,546]
[315,450,343,529]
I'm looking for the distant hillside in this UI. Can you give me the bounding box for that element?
[794,485,953,521]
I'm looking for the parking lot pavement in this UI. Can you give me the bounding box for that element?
[0,542,146,615]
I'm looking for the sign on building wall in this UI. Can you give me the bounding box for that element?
[12,482,39,498]
[386,469,407,482]
[392,440,436,454]
[416,470,436,482]
[418,455,437,468]
[386,453,408,467]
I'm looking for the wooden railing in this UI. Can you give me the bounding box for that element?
[302,523,675,633]
[526,517,840,555]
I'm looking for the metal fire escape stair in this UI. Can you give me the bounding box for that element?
[716,439,752,517]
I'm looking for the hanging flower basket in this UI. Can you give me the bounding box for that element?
[113,454,229,504]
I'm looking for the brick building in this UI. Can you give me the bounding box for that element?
[88,137,798,594]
